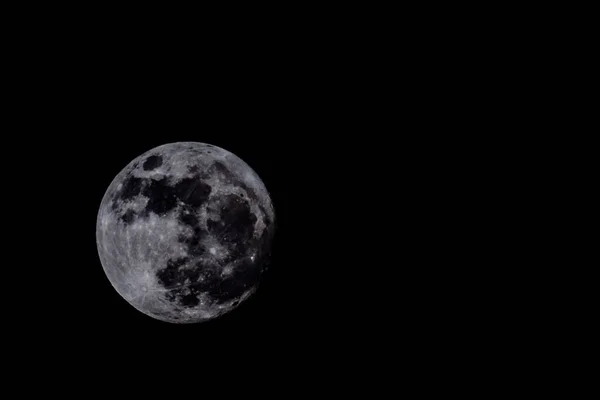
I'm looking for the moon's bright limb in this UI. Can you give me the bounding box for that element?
[96,142,275,323]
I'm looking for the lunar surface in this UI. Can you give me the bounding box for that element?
[96,142,275,323]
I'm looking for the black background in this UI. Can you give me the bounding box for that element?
[8,41,498,381]
[1,5,558,391]
[4,13,513,379]
[13,61,457,372]
[21,92,401,370]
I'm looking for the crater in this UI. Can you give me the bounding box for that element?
[143,155,163,171]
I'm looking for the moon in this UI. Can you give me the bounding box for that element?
[96,142,275,323]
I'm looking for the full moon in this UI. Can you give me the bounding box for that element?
[96,142,275,323]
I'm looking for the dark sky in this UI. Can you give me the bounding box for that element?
[19,107,381,362]
[1,7,530,390]
[11,89,449,366]
[6,74,508,391]
[6,36,467,372]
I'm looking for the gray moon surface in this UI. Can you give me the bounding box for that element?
[96,142,275,323]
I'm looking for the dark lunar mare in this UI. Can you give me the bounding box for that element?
[118,175,144,201]
[156,257,190,289]
[174,176,212,208]
[121,209,136,224]
[143,155,163,170]
[161,258,265,307]
[161,192,267,308]
[114,169,213,221]
[178,203,206,257]
[142,177,178,216]
[111,174,144,213]
[178,206,199,227]
[207,195,256,242]
[204,261,262,303]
